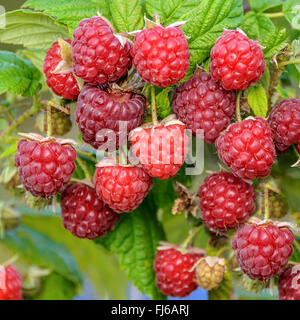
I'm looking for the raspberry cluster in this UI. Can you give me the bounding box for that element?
[278,266,300,300]
[0,265,22,300]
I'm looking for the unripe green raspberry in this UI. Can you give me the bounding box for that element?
[36,110,72,136]
[195,256,225,290]
[260,190,288,219]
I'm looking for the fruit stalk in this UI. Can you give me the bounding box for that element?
[151,86,158,125]
[181,225,203,251]
[46,103,52,137]
[235,91,242,122]
[76,156,92,182]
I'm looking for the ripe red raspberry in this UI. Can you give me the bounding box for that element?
[232,222,294,280]
[130,121,189,180]
[0,265,22,300]
[172,72,236,143]
[198,172,256,231]
[61,183,119,239]
[15,138,76,198]
[94,159,153,213]
[131,25,189,87]
[76,84,146,150]
[215,117,276,179]
[210,30,266,90]
[154,245,203,297]
[268,99,300,153]
[72,16,132,85]
[278,266,300,300]
[43,40,80,100]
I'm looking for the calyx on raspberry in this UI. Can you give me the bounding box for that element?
[14,133,77,198]
[198,171,256,231]
[94,157,153,213]
[215,117,276,180]
[172,71,236,143]
[76,84,146,150]
[210,29,266,90]
[153,242,204,297]
[278,265,300,300]
[72,16,132,85]
[194,256,226,290]
[268,99,300,153]
[61,182,120,239]
[130,18,190,87]
[43,39,80,100]
[232,220,294,281]
[0,265,22,300]
[130,116,189,180]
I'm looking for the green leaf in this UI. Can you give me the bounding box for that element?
[247,85,268,117]
[249,0,283,13]
[0,51,41,97]
[156,88,172,119]
[242,12,288,60]
[0,10,69,49]
[1,225,82,285]
[109,0,144,32]
[19,49,46,73]
[291,40,300,73]
[23,0,111,32]
[98,194,166,300]
[283,0,300,30]
[182,0,243,77]
[145,0,200,25]
[0,140,18,159]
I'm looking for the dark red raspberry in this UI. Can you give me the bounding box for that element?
[72,16,132,85]
[61,183,119,239]
[232,222,294,280]
[0,265,22,300]
[154,246,203,297]
[268,99,300,153]
[172,72,236,143]
[131,25,189,87]
[278,266,300,300]
[94,160,153,213]
[15,139,76,198]
[215,117,276,179]
[76,84,146,150]
[198,172,256,231]
[130,121,189,180]
[43,40,80,100]
[210,30,265,90]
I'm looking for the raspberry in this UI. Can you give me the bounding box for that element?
[215,117,276,179]
[131,25,189,87]
[210,30,266,90]
[61,183,119,239]
[172,72,236,143]
[260,190,288,219]
[94,159,153,213]
[0,265,22,300]
[154,246,203,297]
[232,222,294,280]
[198,172,256,231]
[130,121,189,180]
[268,99,300,153]
[36,110,72,137]
[72,16,132,85]
[15,138,76,198]
[76,84,146,150]
[195,256,226,290]
[43,40,80,100]
[278,266,300,300]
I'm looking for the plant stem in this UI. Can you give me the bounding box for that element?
[265,12,284,18]
[279,59,300,67]
[1,94,41,137]
[76,157,92,182]
[235,91,242,122]
[264,183,270,220]
[151,86,158,125]
[76,149,96,162]
[0,102,31,114]
[182,225,203,251]
[47,103,52,137]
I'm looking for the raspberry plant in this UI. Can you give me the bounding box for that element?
[0,0,299,300]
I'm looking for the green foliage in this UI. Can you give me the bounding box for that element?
[249,0,284,13]
[98,193,166,300]
[283,0,300,30]
[23,0,110,32]
[182,0,243,77]
[156,88,172,119]
[19,49,46,74]
[0,51,41,96]
[0,10,69,49]
[247,85,268,117]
